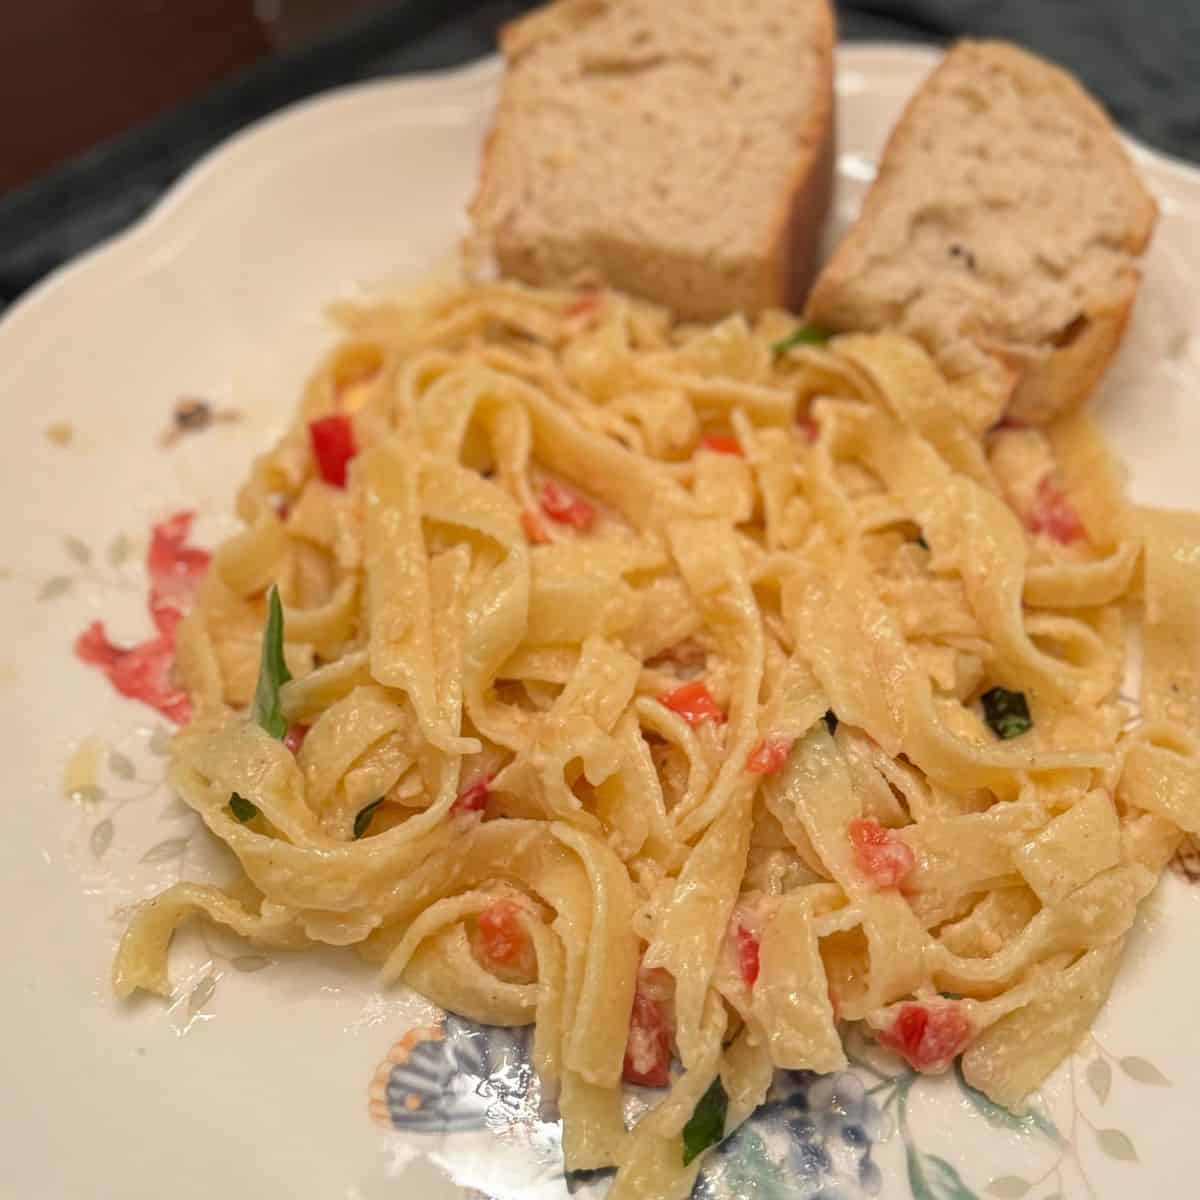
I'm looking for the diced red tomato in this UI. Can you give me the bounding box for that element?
[564,290,601,319]
[521,509,551,545]
[75,623,191,724]
[476,898,534,976]
[659,681,725,728]
[876,1001,972,1073]
[452,773,494,816]
[746,736,793,775]
[1026,474,1085,544]
[700,435,743,456]
[539,480,596,532]
[147,511,211,638]
[622,981,673,1088]
[283,723,309,755]
[848,817,916,890]
[798,416,819,444]
[308,414,358,489]
[735,924,760,987]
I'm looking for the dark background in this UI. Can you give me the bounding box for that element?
[2,0,1197,309]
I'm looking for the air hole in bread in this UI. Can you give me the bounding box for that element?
[948,243,977,271]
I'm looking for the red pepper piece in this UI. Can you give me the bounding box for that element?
[877,1002,972,1073]
[659,681,725,729]
[848,817,916,890]
[308,414,358,489]
[746,737,793,775]
[539,480,595,532]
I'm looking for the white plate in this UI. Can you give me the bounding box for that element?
[2,44,1199,1200]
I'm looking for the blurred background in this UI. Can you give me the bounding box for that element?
[2,0,1197,306]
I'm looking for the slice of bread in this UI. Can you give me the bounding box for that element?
[806,40,1158,426]
[469,0,836,322]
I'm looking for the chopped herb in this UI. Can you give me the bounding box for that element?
[250,585,292,740]
[771,323,830,354]
[823,709,839,736]
[228,587,291,816]
[916,534,930,550]
[981,687,1032,740]
[682,1076,728,1165]
[353,798,385,840]
[229,793,259,823]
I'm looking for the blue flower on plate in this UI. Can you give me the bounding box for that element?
[371,1018,884,1199]
[693,1069,883,1200]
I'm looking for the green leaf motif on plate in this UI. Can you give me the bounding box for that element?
[148,727,173,756]
[187,973,217,1019]
[232,955,272,974]
[701,1131,796,1200]
[1119,1056,1170,1086]
[906,1146,979,1200]
[89,818,114,859]
[38,576,73,602]
[954,1061,1064,1146]
[986,1177,1030,1198]
[1086,1056,1112,1104]
[63,535,91,565]
[107,533,132,566]
[108,750,136,782]
[141,836,189,863]
[1096,1128,1138,1163]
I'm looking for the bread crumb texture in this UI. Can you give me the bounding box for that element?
[808,41,1158,423]
[470,0,835,320]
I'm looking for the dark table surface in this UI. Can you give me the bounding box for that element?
[2,0,1197,312]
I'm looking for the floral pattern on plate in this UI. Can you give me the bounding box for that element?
[370,1016,1170,1200]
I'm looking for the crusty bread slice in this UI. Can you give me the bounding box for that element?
[469,0,835,322]
[806,40,1158,425]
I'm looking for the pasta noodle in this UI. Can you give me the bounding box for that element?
[114,280,1200,1193]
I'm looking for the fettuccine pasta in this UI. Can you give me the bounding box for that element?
[113,280,1200,1197]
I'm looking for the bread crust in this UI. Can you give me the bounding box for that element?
[807,39,1158,424]
[769,0,837,311]
[1008,288,1137,425]
[469,0,838,320]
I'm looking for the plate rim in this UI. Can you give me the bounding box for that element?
[2,37,1198,1200]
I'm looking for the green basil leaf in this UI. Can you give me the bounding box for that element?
[250,585,292,740]
[771,323,830,354]
[353,798,385,840]
[681,1076,728,1166]
[980,687,1032,740]
[229,793,259,823]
